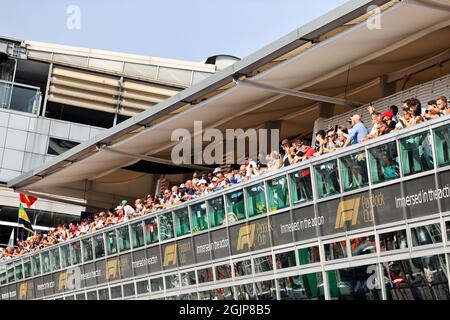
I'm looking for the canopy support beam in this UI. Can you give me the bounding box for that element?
[98,146,212,172]
[236,79,363,108]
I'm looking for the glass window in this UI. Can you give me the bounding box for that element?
[233,260,252,277]
[180,271,196,287]
[236,283,256,300]
[41,251,50,274]
[383,255,450,300]
[215,287,234,300]
[314,160,341,198]
[178,292,199,300]
[82,238,94,262]
[75,293,86,300]
[226,190,246,222]
[254,255,273,273]
[298,246,321,265]
[159,212,175,241]
[50,248,60,271]
[144,217,159,244]
[70,241,82,265]
[106,230,118,255]
[93,234,105,259]
[368,141,399,184]
[400,131,434,176]
[65,295,74,300]
[15,263,23,281]
[215,264,232,281]
[350,235,376,256]
[190,202,208,233]
[446,221,450,240]
[275,251,297,269]
[86,291,97,300]
[278,273,325,300]
[255,280,277,300]
[245,183,267,217]
[130,222,145,248]
[324,241,347,261]
[267,176,290,211]
[174,208,190,237]
[151,277,164,292]
[98,288,109,300]
[23,259,31,278]
[197,267,214,283]
[289,169,313,205]
[110,286,122,299]
[340,151,369,191]
[433,124,450,167]
[208,196,226,228]
[123,283,136,297]
[0,272,6,285]
[379,229,408,252]
[411,223,442,247]
[328,265,382,300]
[32,254,41,276]
[7,265,14,283]
[136,280,150,295]
[117,226,131,252]
[165,274,180,290]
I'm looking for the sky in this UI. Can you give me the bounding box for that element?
[1,0,349,62]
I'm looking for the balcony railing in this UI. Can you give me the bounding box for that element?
[0,80,42,114]
[1,114,450,292]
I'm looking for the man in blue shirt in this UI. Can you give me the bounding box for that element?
[344,114,369,147]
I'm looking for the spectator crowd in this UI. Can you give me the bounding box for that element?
[1,96,449,261]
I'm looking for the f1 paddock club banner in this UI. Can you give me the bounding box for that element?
[2,171,450,300]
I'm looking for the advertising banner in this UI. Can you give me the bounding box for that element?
[193,233,212,263]
[270,210,294,247]
[177,238,195,267]
[438,170,450,213]
[119,253,133,279]
[161,242,178,270]
[292,205,319,241]
[146,245,162,273]
[131,249,148,277]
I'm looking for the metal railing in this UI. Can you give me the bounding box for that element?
[0,80,42,114]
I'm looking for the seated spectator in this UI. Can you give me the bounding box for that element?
[315,130,335,155]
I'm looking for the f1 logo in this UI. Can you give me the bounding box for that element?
[335,197,361,229]
[236,224,255,251]
[163,244,177,267]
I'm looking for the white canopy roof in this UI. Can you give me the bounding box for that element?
[9,0,450,208]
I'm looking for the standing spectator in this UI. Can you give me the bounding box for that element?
[280,138,291,167]
[423,100,441,120]
[344,114,368,147]
[436,96,448,115]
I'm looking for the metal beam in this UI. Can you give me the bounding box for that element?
[407,0,450,12]
[236,79,364,108]
[386,49,450,83]
[99,146,212,172]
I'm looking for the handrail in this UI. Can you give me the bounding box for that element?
[0,79,42,91]
[2,114,450,268]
